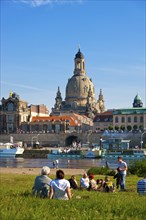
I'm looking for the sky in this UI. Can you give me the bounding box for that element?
[1,0,146,112]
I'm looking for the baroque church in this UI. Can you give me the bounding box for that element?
[51,49,105,118]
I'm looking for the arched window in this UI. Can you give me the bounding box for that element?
[140,116,143,123]
[115,117,118,123]
[77,61,81,69]
[134,116,137,123]
[83,61,85,70]
[128,117,131,123]
[7,102,14,111]
[121,117,125,123]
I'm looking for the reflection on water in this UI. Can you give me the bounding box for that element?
[0,157,135,169]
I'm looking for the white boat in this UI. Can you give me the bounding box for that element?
[0,143,24,158]
[101,149,146,159]
[84,149,102,158]
[47,149,84,159]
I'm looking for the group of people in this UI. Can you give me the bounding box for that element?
[32,167,72,200]
[32,156,146,200]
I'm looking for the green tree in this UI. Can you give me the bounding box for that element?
[139,125,143,131]
[115,125,119,131]
[127,125,132,131]
[108,125,113,131]
[133,125,138,130]
[120,125,125,131]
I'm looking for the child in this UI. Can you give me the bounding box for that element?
[96,179,104,191]
[113,167,121,189]
[103,176,115,192]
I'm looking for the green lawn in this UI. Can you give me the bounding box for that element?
[0,173,146,220]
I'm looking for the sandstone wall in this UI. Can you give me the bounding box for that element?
[0,132,145,148]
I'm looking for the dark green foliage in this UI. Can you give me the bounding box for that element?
[133,124,138,130]
[129,160,146,177]
[127,125,132,131]
[120,125,125,131]
[115,125,119,131]
[87,167,115,176]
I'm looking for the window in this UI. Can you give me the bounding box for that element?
[115,117,118,123]
[128,117,131,123]
[121,117,125,123]
[77,61,81,69]
[7,102,14,111]
[134,116,137,123]
[7,115,14,122]
[140,116,143,123]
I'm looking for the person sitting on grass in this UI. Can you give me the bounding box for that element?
[137,176,146,196]
[80,173,90,189]
[89,174,98,190]
[49,169,72,200]
[103,176,115,192]
[96,179,104,191]
[113,167,121,189]
[32,166,52,198]
[68,175,78,189]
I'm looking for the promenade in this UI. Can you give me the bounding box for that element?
[0,167,86,175]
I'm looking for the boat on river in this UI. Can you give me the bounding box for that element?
[47,148,84,159]
[84,148,102,158]
[101,149,146,159]
[0,143,24,158]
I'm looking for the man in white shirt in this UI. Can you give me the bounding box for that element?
[80,173,89,189]
[117,156,128,191]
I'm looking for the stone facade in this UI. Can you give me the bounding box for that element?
[113,108,146,131]
[52,49,105,118]
[21,113,93,134]
[0,92,49,134]
[93,110,113,131]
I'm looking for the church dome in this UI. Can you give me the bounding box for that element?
[134,94,141,101]
[133,94,143,108]
[75,49,84,59]
[65,74,95,106]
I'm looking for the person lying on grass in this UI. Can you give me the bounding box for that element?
[32,166,52,198]
[49,169,72,200]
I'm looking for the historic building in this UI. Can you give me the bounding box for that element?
[113,108,146,131]
[51,49,105,118]
[0,92,49,133]
[93,110,113,131]
[113,94,146,131]
[21,113,93,134]
[93,94,146,131]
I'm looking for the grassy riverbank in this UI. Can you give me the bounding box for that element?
[0,173,145,220]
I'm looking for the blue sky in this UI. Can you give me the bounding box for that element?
[1,0,146,111]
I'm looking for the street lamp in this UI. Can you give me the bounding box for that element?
[140,132,146,149]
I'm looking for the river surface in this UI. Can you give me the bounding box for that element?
[0,157,137,169]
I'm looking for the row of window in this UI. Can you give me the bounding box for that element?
[115,116,143,123]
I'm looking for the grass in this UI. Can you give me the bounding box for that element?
[0,173,146,220]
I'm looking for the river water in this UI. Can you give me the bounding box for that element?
[0,157,136,169]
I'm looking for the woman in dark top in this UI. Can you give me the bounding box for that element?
[68,175,78,189]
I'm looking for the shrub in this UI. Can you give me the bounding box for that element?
[87,167,115,176]
[129,160,146,177]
